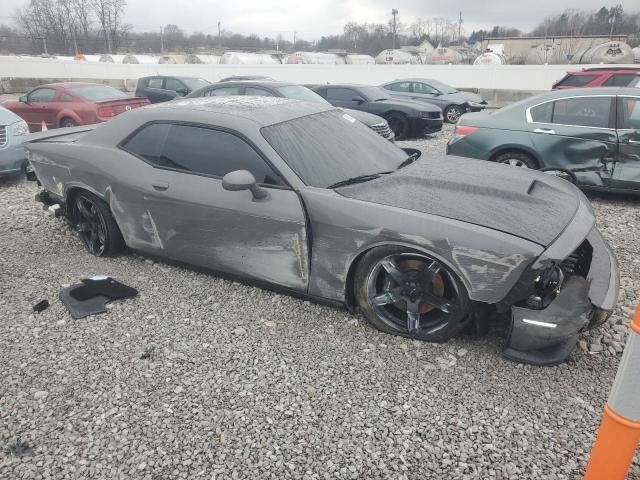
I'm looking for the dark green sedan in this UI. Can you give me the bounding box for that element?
[446,87,640,193]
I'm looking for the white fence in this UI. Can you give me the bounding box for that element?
[0,56,637,91]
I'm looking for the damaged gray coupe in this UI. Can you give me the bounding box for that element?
[24,97,619,365]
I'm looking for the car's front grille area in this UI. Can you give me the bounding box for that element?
[0,126,7,147]
[369,122,393,138]
[562,239,593,278]
[426,112,441,119]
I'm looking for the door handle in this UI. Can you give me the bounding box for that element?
[534,128,556,135]
[151,181,169,191]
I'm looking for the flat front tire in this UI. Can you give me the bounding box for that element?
[494,151,538,169]
[354,246,471,342]
[72,191,125,257]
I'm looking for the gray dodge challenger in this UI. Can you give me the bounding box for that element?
[24,96,619,365]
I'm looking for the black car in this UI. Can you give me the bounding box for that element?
[187,81,395,141]
[135,76,211,103]
[218,75,274,82]
[312,84,443,139]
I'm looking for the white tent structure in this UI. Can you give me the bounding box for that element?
[345,54,375,64]
[158,54,186,64]
[423,46,465,65]
[375,49,414,64]
[287,52,340,64]
[474,51,508,65]
[184,54,221,64]
[220,52,280,64]
[570,41,635,64]
[526,44,567,65]
[633,47,640,63]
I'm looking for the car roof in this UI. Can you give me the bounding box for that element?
[318,84,380,89]
[208,80,293,88]
[383,78,442,83]
[34,82,103,89]
[142,96,333,126]
[572,67,640,73]
[538,87,640,98]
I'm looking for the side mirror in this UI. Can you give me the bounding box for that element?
[541,168,577,185]
[222,169,268,200]
[19,95,28,103]
[352,96,366,104]
[175,88,188,96]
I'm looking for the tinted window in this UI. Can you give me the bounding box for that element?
[123,123,283,185]
[386,82,411,92]
[551,97,611,128]
[558,74,599,87]
[179,78,210,91]
[262,110,407,188]
[529,102,553,123]
[603,74,636,87]
[245,87,272,96]
[204,86,241,97]
[28,88,56,102]
[60,93,74,102]
[413,82,438,94]
[165,78,185,92]
[70,85,128,101]
[326,88,357,102]
[145,78,163,89]
[276,85,328,104]
[621,98,640,130]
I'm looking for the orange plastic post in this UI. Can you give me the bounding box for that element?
[584,405,640,479]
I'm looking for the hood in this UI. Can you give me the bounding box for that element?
[0,105,23,124]
[337,155,582,247]
[376,97,441,112]
[442,91,485,104]
[341,108,386,126]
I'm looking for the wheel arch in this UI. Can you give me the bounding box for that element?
[343,241,474,310]
[487,146,542,168]
[56,111,82,128]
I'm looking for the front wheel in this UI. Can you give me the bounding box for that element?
[60,118,78,128]
[72,191,125,257]
[354,246,471,342]
[444,105,464,123]
[385,113,409,140]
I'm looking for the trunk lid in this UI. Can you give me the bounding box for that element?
[336,155,581,247]
[96,97,150,118]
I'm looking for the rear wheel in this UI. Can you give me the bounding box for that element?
[494,151,538,169]
[72,191,124,257]
[60,118,78,128]
[385,113,409,140]
[355,246,471,342]
[444,105,464,123]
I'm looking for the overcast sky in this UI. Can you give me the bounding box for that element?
[6,0,640,40]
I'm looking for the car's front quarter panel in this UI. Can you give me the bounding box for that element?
[298,187,543,305]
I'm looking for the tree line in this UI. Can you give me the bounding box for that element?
[1,3,638,56]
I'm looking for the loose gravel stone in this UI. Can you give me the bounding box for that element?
[1,125,639,479]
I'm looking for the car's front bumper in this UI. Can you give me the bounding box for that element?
[504,226,619,365]
[0,138,26,176]
[409,117,443,136]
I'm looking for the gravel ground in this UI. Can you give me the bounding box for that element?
[1,124,639,479]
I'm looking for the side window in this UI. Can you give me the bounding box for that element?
[557,74,599,87]
[413,82,438,94]
[60,93,74,102]
[145,78,163,89]
[204,86,241,97]
[551,97,612,128]
[326,88,356,102]
[603,74,636,87]
[165,78,184,92]
[28,88,56,103]
[386,82,411,92]
[123,123,283,185]
[529,102,553,123]
[620,98,640,130]
[245,87,272,97]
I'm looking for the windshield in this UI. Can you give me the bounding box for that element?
[180,77,211,91]
[276,85,329,105]
[70,85,129,101]
[427,80,458,94]
[357,86,389,101]
[262,110,407,188]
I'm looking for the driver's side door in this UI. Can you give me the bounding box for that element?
[120,122,309,290]
[612,96,640,191]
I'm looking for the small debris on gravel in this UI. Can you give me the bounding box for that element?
[1,125,639,479]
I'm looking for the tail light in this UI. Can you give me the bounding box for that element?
[448,125,478,146]
[97,105,117,118]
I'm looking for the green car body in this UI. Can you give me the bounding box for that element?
[446,87,640,193]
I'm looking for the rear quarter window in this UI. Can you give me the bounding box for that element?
[558,74,599,87]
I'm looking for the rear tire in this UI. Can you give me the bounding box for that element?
[71,191,125,257]
[494,151,538,169]
[60,118,78,128]
[354,246,471,343]
[385,113,409,140]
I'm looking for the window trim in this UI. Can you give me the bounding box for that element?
[27,87,57,103]
[525,95,617,131]
[164,77,187,93]
[616,95,640,131]
[118,120,292,190]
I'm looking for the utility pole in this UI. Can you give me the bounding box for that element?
[42,36,48,55]
[293,31,297,50]
[160,26,164,53]
[392,8,398,49]
[218,21,222,49]
[458,12,463,46]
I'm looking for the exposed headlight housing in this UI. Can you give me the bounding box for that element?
[525,264,565,309]
[11,120,29,136]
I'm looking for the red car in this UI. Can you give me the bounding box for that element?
[3,82,150,132]
[552,67,640,90]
